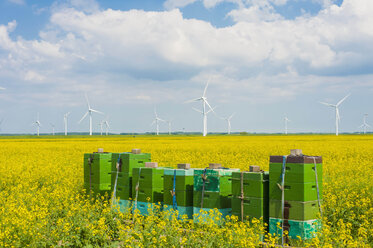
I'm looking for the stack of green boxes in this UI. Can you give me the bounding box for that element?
[163,164,194,219]
[269,150,322,240]
[132,162,165,215]
[231,166,269,224]
[111,149,151,212]
[193,164,240,223]
[83,148,112,197]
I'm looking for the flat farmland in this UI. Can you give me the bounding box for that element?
[0,135,371,247]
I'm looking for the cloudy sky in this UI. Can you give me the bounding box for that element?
[0,0,372,134]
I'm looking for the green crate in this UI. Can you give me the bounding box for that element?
[84,183,111,197]
[84,153,112,185]
[232,171,269,181]
[132,167,165,188]
[231,196,268,222]
[269,218,321,240]
[232,172,269,199]
[270,162,322,184]
[269,181,323,202]
[194,168,239,193]
[269,199,322,221]
[111,171,130,189]
[115,184,131,200]
[164,174,194,191]
[111,152,151,177]
[193,191,232,209]
[164,190,194,207]
[133,187,164,203]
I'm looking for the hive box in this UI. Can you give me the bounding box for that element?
[231,171,269,199]
[269,156,322,184]
[132,167,165,204]
[194,168,240,193]
[269,199,321,221]
[232,196,268,222]
[269,218,321,240]
[84,152,112,185]
[269,181,323,202]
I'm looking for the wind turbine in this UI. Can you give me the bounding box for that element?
[99,121,104,136]
[319,94,350,136]
[104,118,110,136]
[284,115,290,135]
[186,79,215,136]
[221,113,235,135]
[359,114,371,134]
[78,94,103,136]
[50,123,55,136]
[151,108,165,135]
[166,119,172,135]
[64,112,70,136]
[33,113,41,136]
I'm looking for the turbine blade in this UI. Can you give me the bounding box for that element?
[85,93,91,109]
[184,98,202,103]
[203,78,211,97]
[204,100,215,113]
[78,112,89,123]
[319,101,335,107]
[150,120,156,126]
[206,105,218,114]
[91,109,104,114]
[192,108,203,114]
[229,113,235,120]
[336,93,351,106]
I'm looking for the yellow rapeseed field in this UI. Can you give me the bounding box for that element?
[0,135,372,247]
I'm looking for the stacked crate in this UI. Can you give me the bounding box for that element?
[231,166,269,224]
[269,150,323,240]
[193,164,240,223]
[163,164,194,219]
[83,148,112,197]
[132,162,165,215]
[111,149,151,212]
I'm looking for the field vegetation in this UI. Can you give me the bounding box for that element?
[0,135,372,247]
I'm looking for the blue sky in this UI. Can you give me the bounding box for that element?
[0,0,372,134]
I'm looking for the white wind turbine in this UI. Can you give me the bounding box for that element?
[166,119,172,135]
[33,113,41,136]
[320,94,350,136]
[64,112,70,136]
[104,118,110,136]
[50,123,55,136]
[359,114,371,134]
[99,121,104,136]
[221,113,235,135]
[151,108,165,135]
[284,115,290,135]
[186,79,215,136]
[78,94,103,136]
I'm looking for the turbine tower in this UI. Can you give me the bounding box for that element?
[78,94,103,136]
[320,94,350,136]
[104,119,110,136]
[166,120,172,135]
[186,79,215,136]
[359,114,371,134]
[33,113,41,136]
[50,123,55,136]
[284,115,290,135]
[64,112,70,136]
[221,113,235,135]
[99,121,104,136]
[151,108,165,135]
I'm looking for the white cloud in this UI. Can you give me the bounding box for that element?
[0,0,373,108]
